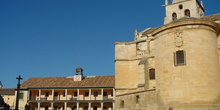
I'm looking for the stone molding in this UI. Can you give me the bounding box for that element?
[116,89,156,97]
[150,19,220,37]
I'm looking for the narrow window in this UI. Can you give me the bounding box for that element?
[63,92,65,97]
[174,50,186,66]
[103,92,107,96]
[185,9,190,17]
[85,92,89,97]
[54,92,58,100]
[136,95,140,104]
[120,100,124,108]
[74,92,77,97]
[19,93,24,99]
[94,92,98,97]
[103,92,107,100]
[45,92,49,97]
[149,68,155,80]
[111,92,113,96]
[172,13,177,20]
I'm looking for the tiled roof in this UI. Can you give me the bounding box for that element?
[20,75,115,89]
[0,88,15,95]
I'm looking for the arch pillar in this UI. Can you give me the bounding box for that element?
[37,102,40,110]
[64,102,67,110]
[76,102,79,110]
[88,102,91,110]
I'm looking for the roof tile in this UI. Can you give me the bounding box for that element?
[20,75,115,89]
[0,88,15,95]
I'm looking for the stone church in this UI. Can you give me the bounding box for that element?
[115,0,220,110]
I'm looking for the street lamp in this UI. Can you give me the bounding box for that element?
[0,81,3,89]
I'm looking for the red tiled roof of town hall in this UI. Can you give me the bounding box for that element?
[20,75,115,89]
[0,88,15,95]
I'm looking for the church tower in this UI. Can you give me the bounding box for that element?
[154,1,220,109]
[164,0,205,24]
[115,1,220,109]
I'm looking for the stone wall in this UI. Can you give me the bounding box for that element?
[154,19,220,109]
[115,89,156,110]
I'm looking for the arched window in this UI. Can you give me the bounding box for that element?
[179,4,183,10]
[149,68,155,80]
[172,13,177,20]
[185,9,190,17]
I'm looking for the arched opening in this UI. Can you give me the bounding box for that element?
[72,106,77,110]
[179,4,183,10]
[172,12,177,20]
[185,9,190,17]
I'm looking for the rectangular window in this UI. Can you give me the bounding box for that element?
[54,92,58,100]
[136,95,140,104]
[174,50,186,66]
[45,92,49,97]
[85,92,89,97]
[63,92,65,97]
[94,92,98,97]
[74,92,77,97]
[149,68,155,80]
[120,100,124,108]
[103,92,107,96]
[19,93,23,100]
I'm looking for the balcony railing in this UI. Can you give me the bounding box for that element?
[29,90,114,102]
[31,96,113,101]
[69,98,77,100]
[40,97,47,101]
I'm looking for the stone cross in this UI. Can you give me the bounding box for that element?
[15,75,23,110]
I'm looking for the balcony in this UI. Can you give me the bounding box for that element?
[28,88,115,102]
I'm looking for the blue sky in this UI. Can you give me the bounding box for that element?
[0,0,219,88]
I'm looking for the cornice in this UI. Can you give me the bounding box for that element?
[151,18,220,37]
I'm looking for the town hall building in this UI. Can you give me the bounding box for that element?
[17,67,115,110]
